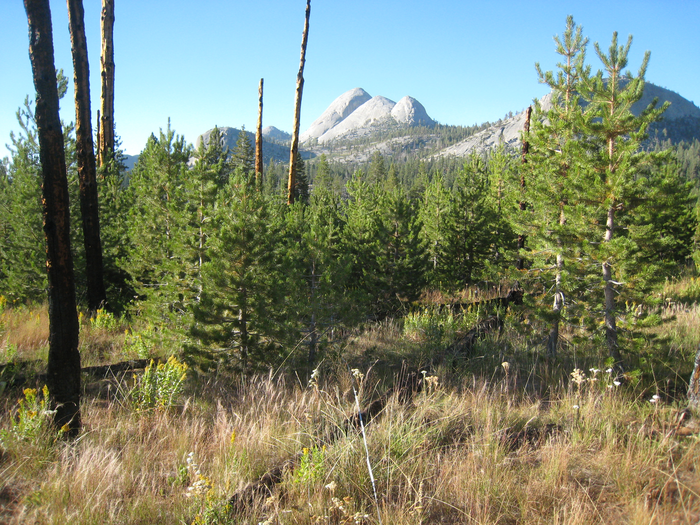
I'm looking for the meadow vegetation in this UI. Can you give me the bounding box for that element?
[1,276,699,524]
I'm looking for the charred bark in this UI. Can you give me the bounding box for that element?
[287,0,310,205]
[99,0,115,165]
[255,78,264,188]
[67,0,107,313]
[516,105,531,270]
[24,0,82,434]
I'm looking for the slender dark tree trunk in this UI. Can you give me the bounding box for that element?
[256,78,264,188]
[99,0,115,166]
[603,132,622,364]
[603,204,621,362]
[516,106,531,270]
[67,0,107,313]
[95,109,101,166]
[287,0,310,205]
[24,0,81,434]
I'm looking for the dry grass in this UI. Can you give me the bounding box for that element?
[0,304,49,362]
[1,360,699,524]
[1,292,700,524]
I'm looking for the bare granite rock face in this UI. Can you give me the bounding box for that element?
[318,95,397,142]
[633,82,700,120]
[391,96,435,126]
[301,88,436,144]
[262,126,291,143]
[439,82,700,158]
[300,87,372,143]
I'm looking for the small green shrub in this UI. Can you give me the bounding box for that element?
[0,385,63,451]
[1,342,18,363]
[123,326,155,359]
[131,356,188,410]
[294,445,326,484]
[403,306,479,346]
[90,308,120,331]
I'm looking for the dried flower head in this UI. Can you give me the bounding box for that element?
[571,368,586,386]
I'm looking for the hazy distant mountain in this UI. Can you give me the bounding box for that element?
[263,126,291,143]
[122,154,139,171]
[439,82,700,158]
[301,88,435,144]
[195,127,293,163]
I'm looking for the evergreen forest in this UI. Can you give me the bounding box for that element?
[3,12,700,524]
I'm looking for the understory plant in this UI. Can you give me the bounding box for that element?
[131,356,189,410]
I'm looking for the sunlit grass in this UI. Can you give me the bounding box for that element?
[1,276,700,523]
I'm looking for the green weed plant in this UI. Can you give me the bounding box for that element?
[123,325,155,359]
[131,356,188,410]
[403,306,479,347]
[90,308,120,331]
[294,445,326,484]
[0,385,65,454]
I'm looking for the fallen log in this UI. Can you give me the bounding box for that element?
[0,358,152,390]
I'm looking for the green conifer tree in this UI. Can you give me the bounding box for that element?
[439,154,501,291]
[581,32,669,363]
[0,82,82,304]
[520,16,592,357]
[282,187,352,365]
[122,122,193,329]
[293,155,310,204]
[192,169,286,369]
[419,171,450,289]
[230,126,254,179]
[343,171,427,317]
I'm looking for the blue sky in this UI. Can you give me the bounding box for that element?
[2,0,699,159]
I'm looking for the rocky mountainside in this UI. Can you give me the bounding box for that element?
[300,88,435,144]
[262,126,291,143]
[184,82,700,172]
[299,88,372,143]
[439,83,700,158]
[195,126,294,164]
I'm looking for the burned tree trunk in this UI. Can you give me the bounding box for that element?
[256,78,264,188]
[99,0,115,166]
[95,109,101,165]
[516,105,531,271]
[67,0,107,313]
[24,0,82,434]
[287,0,310,205]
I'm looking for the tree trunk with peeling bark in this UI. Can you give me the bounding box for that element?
[256,78,264,188]
[99,0,114,166]
[287,0,310,205]
[24,0,82,435]
[67,0,107,313]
